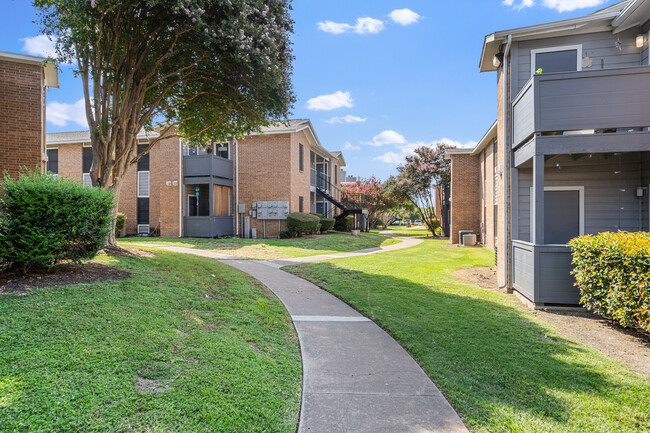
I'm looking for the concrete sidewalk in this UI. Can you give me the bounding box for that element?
[130,238,468,432]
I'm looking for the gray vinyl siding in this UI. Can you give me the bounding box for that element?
[512,28,643,96]
[515,152,650,242]
[642,46,649,66]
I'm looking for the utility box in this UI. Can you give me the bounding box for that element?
[255,201,290,220]
[462,233,477,246]
[458,230,473,245]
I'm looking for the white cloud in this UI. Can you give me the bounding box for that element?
[365,130,406,147]
[306,91,353,111]
[373,138,477,165]
[317,17,385,35]
[389,9,421,26]
[21,35,57,58]
[47,98,88,127]
[326,115,367,124]
[502,0,605,12]
[542,0,606,12]
[343,141,361,151]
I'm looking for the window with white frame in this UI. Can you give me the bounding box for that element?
[531,45,582,75]
[83,173,92,187]
[137,171,150,198]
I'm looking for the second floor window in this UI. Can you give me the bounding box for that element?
[299,144,304,171]
[531,46,580,75]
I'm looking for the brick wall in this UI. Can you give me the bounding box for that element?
[151,137,181,237]
[495,64,509,287]
[235,133,292,238]
[290,130,311,217]
[57,143,84,181]
[449,153,481,244]
[0,59,44,178]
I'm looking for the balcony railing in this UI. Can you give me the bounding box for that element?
[184,155,233,179]
[512,66,650,148]
[310,167,330,190]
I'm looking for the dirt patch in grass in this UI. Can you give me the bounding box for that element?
[0,263,130,293]
[535,310,650,377]
[136,377,170,394]
[452,266,502,292]
[104,245,155,258]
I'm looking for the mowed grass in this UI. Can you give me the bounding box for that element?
[286,240,650,433]
[373,225,433,238]
[0,250,301,433]
[119,233,399,260]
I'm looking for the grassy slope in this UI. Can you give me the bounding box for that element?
[374,225,432,238]
[286,240,650,433]
[0,251,301,433]
[119,233,399,260]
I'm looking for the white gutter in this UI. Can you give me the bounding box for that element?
[501,34,512,290]
[178,139,183,238]
[235,138,239,237]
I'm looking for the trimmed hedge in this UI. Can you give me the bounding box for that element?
[569,231,650,332]
[0,171,115,273]
[334,216,354,232]
[320,218,335,232]
[287,212,320,236]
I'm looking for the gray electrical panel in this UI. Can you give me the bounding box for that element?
[253,201,290,220]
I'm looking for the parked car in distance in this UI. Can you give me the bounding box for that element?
[414,220,423,225]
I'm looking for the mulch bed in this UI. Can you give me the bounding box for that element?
[0,263,130,293]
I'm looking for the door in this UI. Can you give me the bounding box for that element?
[544,190,581,244]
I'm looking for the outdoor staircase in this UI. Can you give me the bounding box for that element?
[314,172,365,221]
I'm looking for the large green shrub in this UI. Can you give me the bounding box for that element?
[286,213,320,236]
[569,231,650,332]
[0,171,115,273]
[334,216,354,232]
[320,218,335,232]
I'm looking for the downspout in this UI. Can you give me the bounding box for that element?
[178,139,183,238]
[500,34,512,290]
[235,138,239,237]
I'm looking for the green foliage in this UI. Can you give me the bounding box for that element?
[115,212,126,235]
[279,230,293,239]
[569,231,650,332]
[0,171,114,272]
[334,216,354,232]
[286,212,320,236]
[310,213,323,231]
[320,218,335,232]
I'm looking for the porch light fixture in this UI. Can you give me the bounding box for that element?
[493,52,504,68]
[636,33,646,48]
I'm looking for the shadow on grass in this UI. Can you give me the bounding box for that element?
[288,262,650,432]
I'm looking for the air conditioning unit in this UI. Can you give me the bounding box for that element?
[137,224,150,236]
[459,230,474,245]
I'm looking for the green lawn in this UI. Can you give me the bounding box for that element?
[0,250,301,433]
[285,240,650,433]
[372,225,433,238]
[119,233,400,260]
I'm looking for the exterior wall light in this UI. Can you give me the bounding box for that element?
[493,52,504,68]
[636,33,646,48]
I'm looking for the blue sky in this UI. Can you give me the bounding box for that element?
[1,0,619,179]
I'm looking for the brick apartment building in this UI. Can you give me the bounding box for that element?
[445,0,650,306]
[46,119,348,239]
[0,50,58,178]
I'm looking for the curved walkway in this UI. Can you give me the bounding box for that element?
[132,238,468,433]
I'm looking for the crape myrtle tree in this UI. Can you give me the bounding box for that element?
[382,175,415,227]
[394,143,452,236]
[33,0,296,244]
[341,176,388,230]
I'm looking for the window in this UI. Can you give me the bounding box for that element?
[82,146,93,186]
[46,149,58,175]
[299,144,304,171]
[531,45,581,75]
[137,171,150,198]
[216,143,230,159]
[299,196,304,212]
[137,144,150,171]
[334,165,338,184]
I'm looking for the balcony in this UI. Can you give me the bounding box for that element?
[512,66,650,149]
[184,154,233,182]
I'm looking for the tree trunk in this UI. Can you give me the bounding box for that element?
[106,177,124,247]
